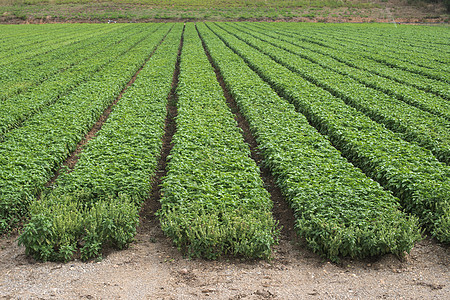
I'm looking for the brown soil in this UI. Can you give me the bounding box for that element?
[2,15,448,25]
[140,25,183,244]
[1,229,448,298]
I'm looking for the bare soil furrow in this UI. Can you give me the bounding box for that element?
[138,25,184,239]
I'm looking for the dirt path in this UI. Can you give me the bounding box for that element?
[1,225,448,299]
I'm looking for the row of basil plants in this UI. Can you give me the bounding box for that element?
[240,23,450,122]
[0,24,102,73]
[303,24,449,71]
[0,24,172,234]
[0,25,121,101]
[335,26,448,65]
[332,24,449,53]
[197,23,421,262]
[0,24,78,58]
[0,24,103,66]
[271,23,449,83]
[0,24,95,49]
[206,22,450,244]
[221,23,450,166]
[0,25,56,46]
[255,23,449,101]
[18,24,183,262]
[158,23,278,260]
[0,24,148,137]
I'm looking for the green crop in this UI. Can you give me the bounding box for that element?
[0,24,170,233]
[198,22,422,261]
[0,22,447,263]
[206,22,449,243]
[158,23,278,260]
[19,24,183,261]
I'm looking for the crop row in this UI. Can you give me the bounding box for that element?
[0,25,151,136]
[255,23,450,100]
[271,23,449,83]
[1,25,126,62]
[307,25,449,69]
[207,22,450,243]
[0,24,76,57]
[158,23,277,259]
[0,25,123,101]
[224,23,450,165]
[319,38,448,82]
[337,26,449,63]
[19,24,183,262]
[342,24,449,49]
[0,24,104,68]
[240,23,450,122]
[0,24,172,234]
[197,23,421,261]
[0,24,80,48]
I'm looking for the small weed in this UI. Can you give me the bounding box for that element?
[302,13,316,18]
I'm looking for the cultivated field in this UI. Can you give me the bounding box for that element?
[0,21,449,299]
[0,22,448,265]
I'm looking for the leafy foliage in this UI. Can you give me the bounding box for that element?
[198,23,421,261]
[207,22,450,243]
[0,24,123,101]
[256,22,450,100]
[158,23,278,260]
[0,24,170,233]
[241,22,450,122]
[18,24,183,261]
[0,25,143,136]
[223,22,450,165]
[18,191,138,262]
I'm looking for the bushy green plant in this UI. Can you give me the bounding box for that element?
[207,22,449,243]
[18,24,184,261]
[19,192,139,261]
[18,193,83,262]
[158,23,278,259]
[160,204,278,259]
[80,197,139,260]
[197,22,426,261]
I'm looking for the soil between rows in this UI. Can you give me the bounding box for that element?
[137,24,184,249]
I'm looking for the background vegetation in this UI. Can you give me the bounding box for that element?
[0,0,380,7]
[0,0,448,23]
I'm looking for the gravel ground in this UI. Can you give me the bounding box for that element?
[1,225,448,299]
